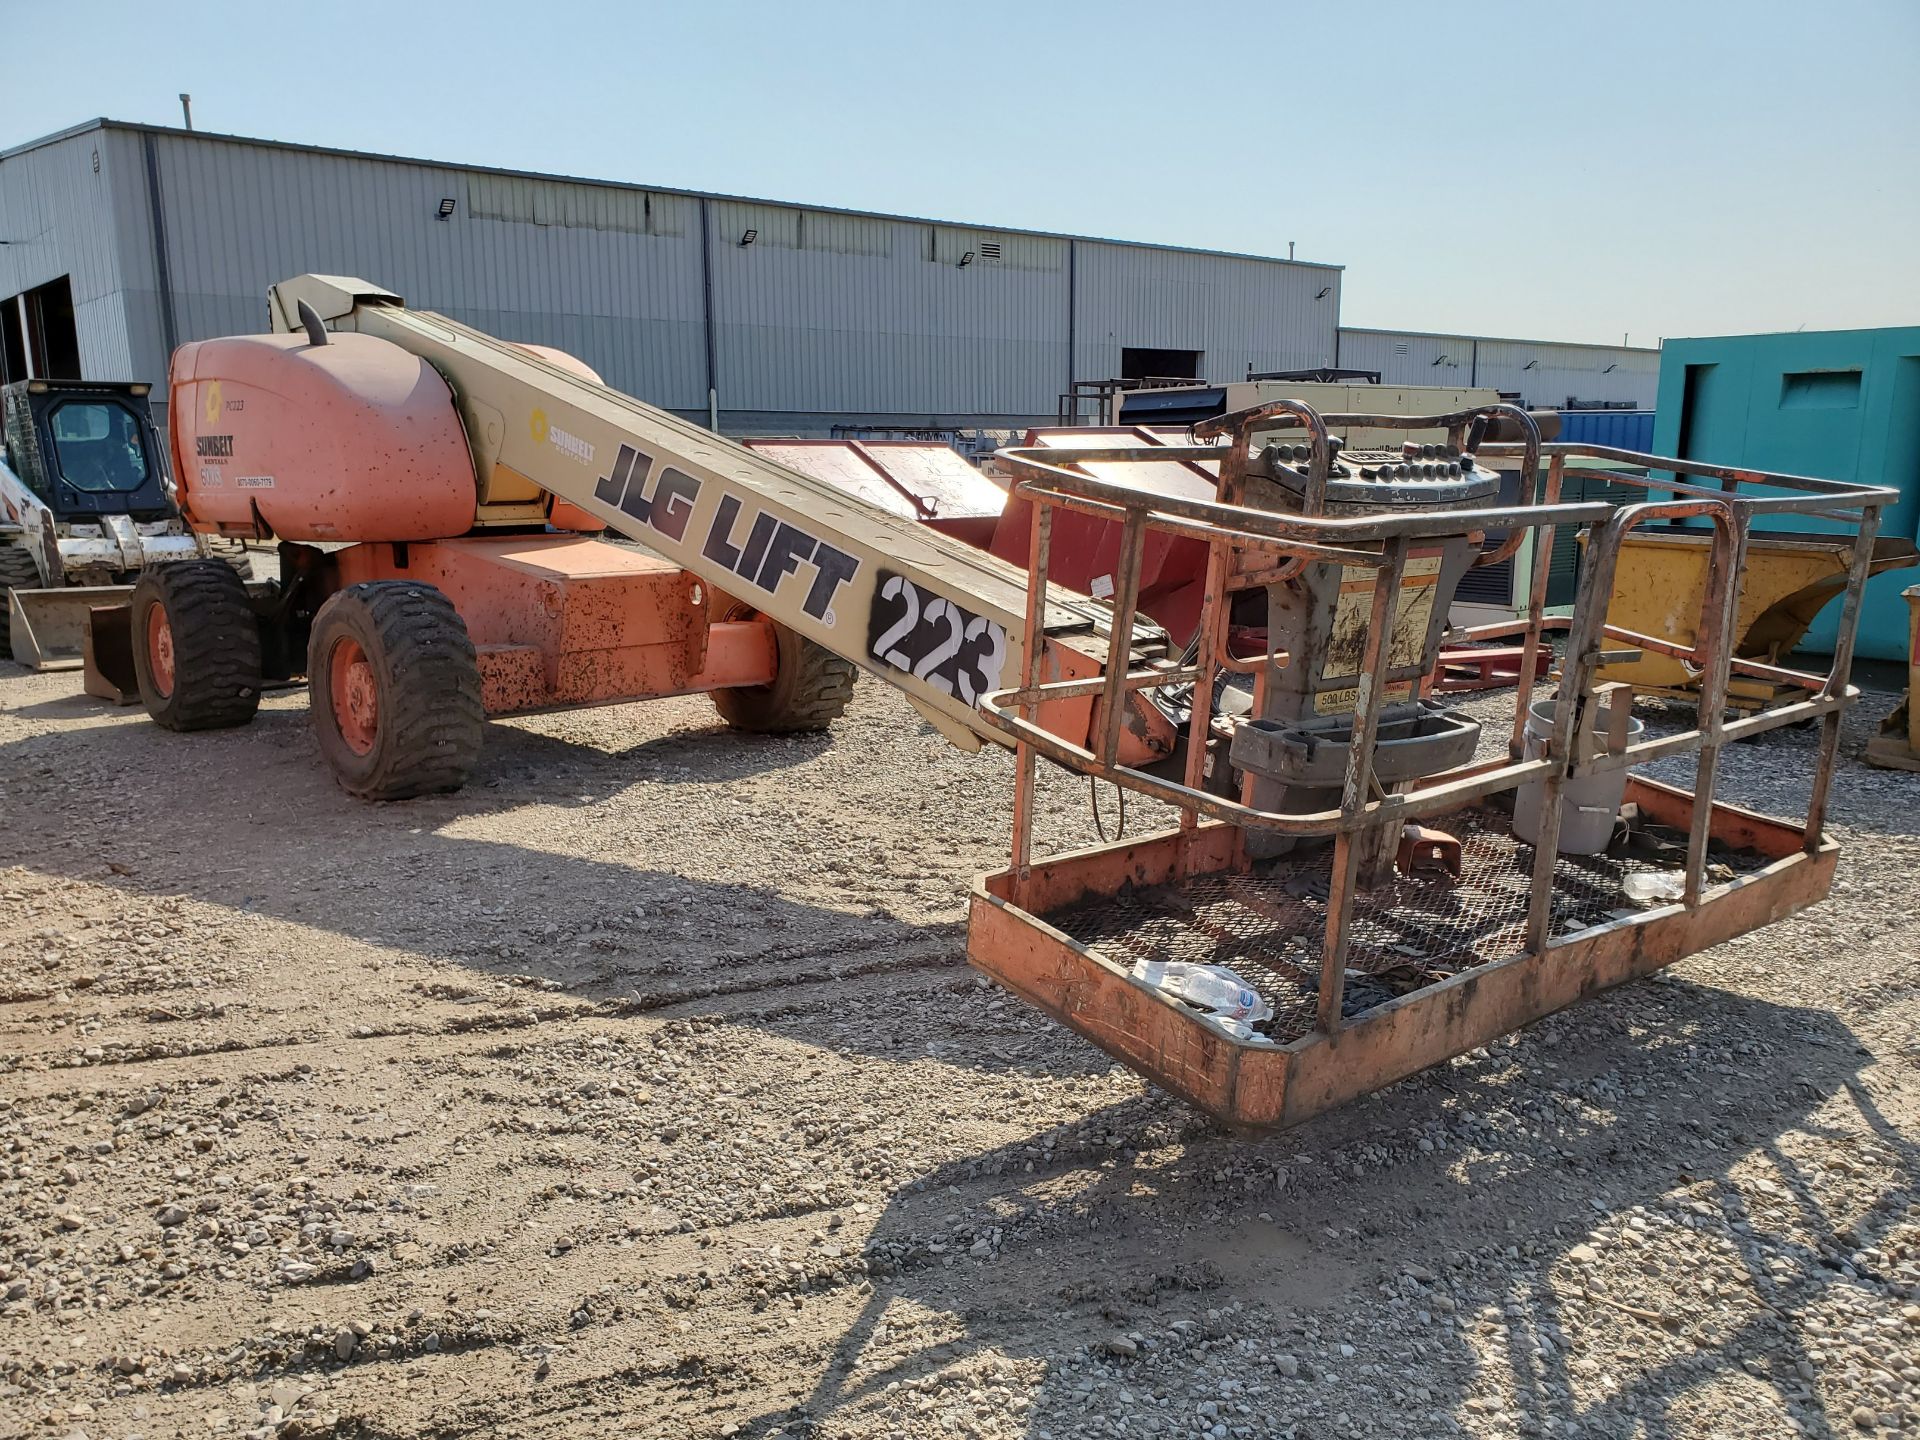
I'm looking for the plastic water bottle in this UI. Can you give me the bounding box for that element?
[1131,960,1274,1024]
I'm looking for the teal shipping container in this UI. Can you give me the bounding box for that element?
[1651,328,1920,663]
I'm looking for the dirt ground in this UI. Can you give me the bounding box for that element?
[2,656,1917,1440]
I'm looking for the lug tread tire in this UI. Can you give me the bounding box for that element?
[307,582,484,801]
[131,560,262,730]
[712,619,855,734]
[0,542,41,660]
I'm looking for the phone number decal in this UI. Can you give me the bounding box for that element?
[866,571,1008,705]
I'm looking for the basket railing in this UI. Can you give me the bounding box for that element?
[983,402,1894,1035]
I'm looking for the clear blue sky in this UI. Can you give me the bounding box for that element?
[4,0,1915,346]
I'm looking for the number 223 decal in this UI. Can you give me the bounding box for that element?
[866,572,1008,705]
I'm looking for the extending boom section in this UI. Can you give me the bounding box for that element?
[269,275,1163,756]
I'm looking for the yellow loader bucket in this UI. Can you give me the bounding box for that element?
[1585,531,1919,710]
[5,585,135,672]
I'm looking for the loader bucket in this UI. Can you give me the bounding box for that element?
[83,601,141,704]
[1587,531,1919,710]
[6,585,135,672]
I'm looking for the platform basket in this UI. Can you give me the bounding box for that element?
[966,403,1890,1129]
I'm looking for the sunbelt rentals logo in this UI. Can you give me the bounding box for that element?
[531,408,595,466]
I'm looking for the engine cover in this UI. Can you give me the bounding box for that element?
[170,332,477,541]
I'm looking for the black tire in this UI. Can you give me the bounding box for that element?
[203,537,255,582]
[0,541,41,661]
[307,582,484,801]
[130,560,262,730]
[710,606,855,734]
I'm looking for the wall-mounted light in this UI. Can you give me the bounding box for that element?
[1602,362,1618,373]
[958,250,975,268]
[1523,359,1539,370]
[740,229,758,247]
[1432,354,1450,366]
[436,197,456,220]
[1314,285,1332,300]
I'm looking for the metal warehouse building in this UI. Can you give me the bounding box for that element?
[1336,326,1659,410]
[0,117,1656,433]
[0,119,1350,433]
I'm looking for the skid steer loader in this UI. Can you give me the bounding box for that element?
[0,379,207,674]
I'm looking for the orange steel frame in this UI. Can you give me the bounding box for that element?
[965,402,1895,1131]
[971,781,1836,1132]
[329,534,777,717]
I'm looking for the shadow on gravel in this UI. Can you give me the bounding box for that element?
[477,712,838,791]
[0,701,1026,1079]
[6,677,1913,1435]
[0,681,829,793]
[716,977,1900,1440]
[0,691,131,719]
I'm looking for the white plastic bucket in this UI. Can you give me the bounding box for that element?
[1511,695,1644,855]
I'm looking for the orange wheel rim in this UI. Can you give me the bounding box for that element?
[329,637,379,756]
[145,604,175,699]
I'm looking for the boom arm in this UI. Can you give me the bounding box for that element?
[267,275,1169,757]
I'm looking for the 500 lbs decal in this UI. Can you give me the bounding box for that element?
[866,572,1007,704]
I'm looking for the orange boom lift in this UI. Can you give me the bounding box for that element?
[92,275,1893,1131]
[113,276,1173,798]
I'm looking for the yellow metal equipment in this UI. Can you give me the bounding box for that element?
[1589,529,1917,710]
[1865,584,1920,771]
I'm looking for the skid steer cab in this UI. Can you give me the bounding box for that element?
[0,379,204,667]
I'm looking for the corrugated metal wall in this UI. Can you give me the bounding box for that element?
[1335,328,1472,391]
[709,204,1070,417]
[9,122,1670,436]
[1473,336,1658,409]
[1074,243,1339,382]
[1338,328,1659,409]
[0,128,136,380]
[45,123,1341,430]
[106,131,709,417]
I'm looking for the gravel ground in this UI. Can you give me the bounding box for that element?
[1,653,1916,1440]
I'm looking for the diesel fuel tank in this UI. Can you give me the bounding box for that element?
[169,331,477,541]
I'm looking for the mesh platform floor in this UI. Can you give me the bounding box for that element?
[1045,805,1759,1045]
